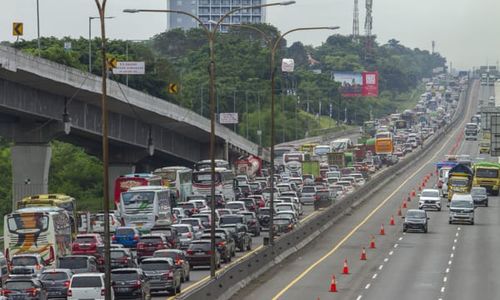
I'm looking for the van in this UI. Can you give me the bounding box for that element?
[68,273,113,300]
[448,194,475,225]
[57,255,98,274]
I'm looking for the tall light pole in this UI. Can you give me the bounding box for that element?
[124,0,295,278]
[89,16,114,73]
[36,0,40,55]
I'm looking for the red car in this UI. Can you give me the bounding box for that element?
[71,234,104,257]
[136,234,169,259]
[249,195,266,208]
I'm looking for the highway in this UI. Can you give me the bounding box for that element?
[234,80,483,300]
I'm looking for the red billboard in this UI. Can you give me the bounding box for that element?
[332,71,379,97]
[362,71,378,96]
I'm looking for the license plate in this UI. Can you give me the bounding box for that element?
[117,288,129,293]
[136,223,143,227]
[195,252,205,255]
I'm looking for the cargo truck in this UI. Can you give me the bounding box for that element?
[447,164,473,201]
[472,162,500,195]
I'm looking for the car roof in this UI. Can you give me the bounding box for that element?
[140,257,173,263]
[72,273,104,277]
[59,255,94,259]
[154,249,183,254]
[41,268,73,274]
[111,268,142,273]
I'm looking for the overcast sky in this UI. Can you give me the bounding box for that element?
[1,0,498,69]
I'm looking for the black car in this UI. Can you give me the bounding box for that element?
[186,240,221,269]
[199,233,232,263]
[202,228,236,258]
[2,278,48,300]
[111,268,151,300]
[471,186,488,206]
[273,217,294,235]
[110,248,137,269]
[40,269,73,299]
[239,211,261,236]
[403,209,429,233]
[219,223,252,251]
[140,258,182,295]
[257,208,272,229]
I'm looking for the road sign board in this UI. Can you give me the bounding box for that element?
[491,115,500,156]
[480,106,500,130]
[107,57,117,69]
[12,22,23,36]
[168,83,179,94]
[112,61,145,75]
[219,113,239,124]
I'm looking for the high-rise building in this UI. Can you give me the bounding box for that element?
[167,0,267,32]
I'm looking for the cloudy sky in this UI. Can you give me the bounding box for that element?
[1,0,498,69]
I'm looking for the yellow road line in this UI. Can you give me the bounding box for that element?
[271,95,474,300]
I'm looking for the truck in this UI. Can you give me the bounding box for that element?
[447,164,473,201]
[327,152,345,168]
[472,162,500,195]
[301,160,320,178]
[235,155,262,180]
[464,123,479,141]
[374,132,394,155]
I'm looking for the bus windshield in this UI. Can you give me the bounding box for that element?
[476,168,498,178]
[121,192,155,212]
[193,173,221,184]
[7,214,49,233]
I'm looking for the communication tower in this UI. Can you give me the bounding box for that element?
[352,0,360,41]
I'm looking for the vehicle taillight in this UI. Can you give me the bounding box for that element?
[206,250,213,255]
[64,281,70,287]
[112,235,117,241]
[133,235,139,241]
[26,288,38,296]
[315,195,320,201]
[137,243,145,250]
[186,250,194,255]
[163,270,173,279]
[101,288,106,296]
[67,289,72,297]
[186,232,193,238]
[133,280,141,288]
[156,243,165,249]
[1,290,12,296]
[35,264,42,270]
[217,242,226,247]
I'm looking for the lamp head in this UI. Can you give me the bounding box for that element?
[279,1,296,5]
[123,9,140,13]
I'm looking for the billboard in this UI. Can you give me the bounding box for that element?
[332,71,378,97]
[219,113,239,124]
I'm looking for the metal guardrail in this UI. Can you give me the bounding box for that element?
[179,82,472,300]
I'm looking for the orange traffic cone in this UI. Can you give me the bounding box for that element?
[342,259,349,274]
[411,189,416,197]
[397,206,402,216]
[369,235,376,249]
[402,200,407,208]
[389,215,395,226]
[379,224,385,235]
[329,275,337,292]
[360,247,367,260]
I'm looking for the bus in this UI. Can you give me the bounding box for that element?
[118,186,173,232]
[153,166,193,203]
[283,152,306,173]
[194,159,230,171]
[17,194,76,235]
[192,168,235,201]
[4,207,72,265]
[114,173,162,206]
[374,132,394,155]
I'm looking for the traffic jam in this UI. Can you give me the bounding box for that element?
[0,77,460,299]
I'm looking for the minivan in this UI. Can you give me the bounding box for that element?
[448,194,475,225]
[57,255,98,274]
[68,273,113,300]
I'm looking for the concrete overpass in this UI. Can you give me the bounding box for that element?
[0,45,268,202]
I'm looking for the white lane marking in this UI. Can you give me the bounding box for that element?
[379,265,384,270]
[398,237,403,241]
[445,268,450,273]
[450,253,454,258]
[372,273,378,279]
[403,232,406,235]
[389,250,394,256]
[394,244,399,248]
[452,246,456,251]
[441,287,445,293]
[365,283,371,289]
[384,258,389,262]
[448,260,452,265]
[356,296,363,300]
[457,227,461,231]
[454,239,458,243]
[456,232,459,237]
[443,277,447,282]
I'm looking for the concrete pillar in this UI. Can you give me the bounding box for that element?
[108,163,136,204]
[11,143,52,208]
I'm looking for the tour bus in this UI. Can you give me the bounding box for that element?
[17,194,77,234]
[153,166,193,203]
[374,131,394,155]
[194,159,230,171]
[4,207,72,265]
[118,186,173,232]
[192,168,235,202]
[114,173,162,206]
[283,152,306,173]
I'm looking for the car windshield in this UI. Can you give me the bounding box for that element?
[59,257,88,269]
[449,178,468,186]
[406,211,426,218]
[274,219,290,225]
[421,190,439,197]
[41,272,69,281]
[220,216,243,224]
[302,186,316,193]
[181,219,200,227]
[140,260,173,271]
[154,251,177,259]
[11,256,38,266]
[188,242,211,251]
[452,200,474,208]
[173,226,190,233]
[110,250,127,259]
[111,271,139,281]
[71,276,102,288]
[116,228,134,235]
[75,237,96,244]
[140,237,163,244]
[121,191,155,212]
[226,203,243,210]
[5,281,35,290]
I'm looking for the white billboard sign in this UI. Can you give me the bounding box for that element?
[112,61,145,75]
[281,58,295,72]
[219,113,239,124]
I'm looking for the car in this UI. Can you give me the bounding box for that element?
[150,226,181,249]
[205,193,226,208]
[239,211,261,236]
[171,224,196,249]
[273,217,295,235]
[225,201,247,212]
[257,207,272,229]
[2,278,48,300]
[111,268,151,300]
[199,233,232,263]
[448,194,475,225]
[91,213,120,233]
[218,223,252,251]
[277,196,303,215]
[275,211,298,225]
[136,234,169,260]
[216,208,233,217]
[110,248,137,269]
[40,269,73,299]
[471,186,488,207]
[240,198,259,213]
[418,189,442,211]
[179,202,198,217]
[201,228,236,258]
[71,234,104,257]
[112,227,141,249]
[10,254,46,279]
[191,213,214,229]
[153,249,190,282]
[172,207,187,222]
[179,218,204,233]
[248,195,265,208]
[185,240,221,269]
[187,199,208,211]
[68,273,112,300]
[403,209,429,233]
[140,258,181,295]
[57,255,99,274]
[275,203,298,219]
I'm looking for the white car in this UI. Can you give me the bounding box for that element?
[91,213,120,233]
[68,273,113,300]
[418,189,442,211]
[10,254,45,278]
[275,203,298,219]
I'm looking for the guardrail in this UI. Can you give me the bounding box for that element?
[178,81,472,300]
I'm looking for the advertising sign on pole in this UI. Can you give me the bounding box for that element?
[112,61,145,75]
[281,58,295,72]
[490,115,500,156]
[332,71,378,97]
[219,113,239,124]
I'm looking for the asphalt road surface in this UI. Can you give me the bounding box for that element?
[234,80,484,300]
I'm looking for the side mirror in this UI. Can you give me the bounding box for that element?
[447,204,450,207]
[427,217,430,220]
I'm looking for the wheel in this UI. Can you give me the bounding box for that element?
[438,207,441,211]
[180,270,185,283]
[176,281,181,294]
[471,219,474,225]
[449,220,452,224]
[255,230,260,237]
[146,291,151,300]
[486,201,489,207]
[186,272,190,281]
[403,228,407,233]
[424,226,428,233]
[246,242,252,251]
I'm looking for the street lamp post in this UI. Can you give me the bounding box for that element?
[36,0,40,55]
[89,16,114,73]
[124,0,295,278]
